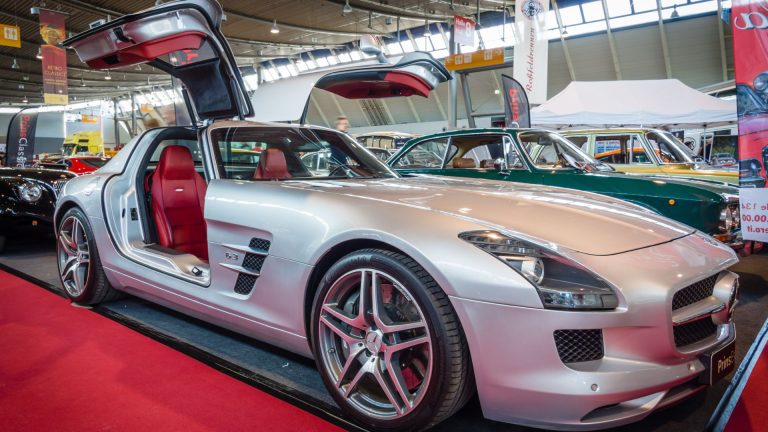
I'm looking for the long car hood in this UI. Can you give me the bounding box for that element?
[288,176,695,256]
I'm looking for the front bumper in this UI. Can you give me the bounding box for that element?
[450,234,738,431]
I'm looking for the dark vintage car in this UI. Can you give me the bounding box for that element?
[739,158,766,188]
[0,167,74,252]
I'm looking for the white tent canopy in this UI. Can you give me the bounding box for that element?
[531,79,736,128]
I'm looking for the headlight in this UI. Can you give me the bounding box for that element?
[459,231,619,310]
[17,182,43,203]
[719,202,740,233]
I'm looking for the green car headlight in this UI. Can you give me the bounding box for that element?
[719,202,740,233]
[459,231,619,310]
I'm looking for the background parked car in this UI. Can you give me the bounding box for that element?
[710,153,738,167]
[36,155,109,175]
[389,128,744,249]
[0,167,73,253]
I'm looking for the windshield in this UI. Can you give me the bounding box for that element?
[62,143,76,154]
[518,131,613,172]
[645,131,695,164]
[211,126,398,180]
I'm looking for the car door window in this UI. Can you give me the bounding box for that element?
[594,135,648,164]
[447,135,510,169]
[566,135,589,152]
[392,138,448,169]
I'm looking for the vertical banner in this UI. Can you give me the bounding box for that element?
[732,0,768,241]
[453,15,475,46]
[501,75,531,128]
[5,109,39,168]
[513,0,549,104]
[39,9,68,105]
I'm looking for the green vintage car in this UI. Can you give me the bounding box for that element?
[388,128,743,248]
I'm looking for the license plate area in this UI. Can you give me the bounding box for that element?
[699,339,736,385]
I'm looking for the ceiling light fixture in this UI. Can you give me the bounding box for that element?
[19,84,25,89]
[11,58,20,69]
[104,70,112,80]
[424,19,431,36]
[23,74,29,81]
[270,19,280,34]
[342,0,352,15]
[22,95,28,103]
[36,47,43,60]
[81,77,86,86]
[562,26,569,37]
[671,5,679,18]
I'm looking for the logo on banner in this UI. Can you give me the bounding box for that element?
[521,0,544,18]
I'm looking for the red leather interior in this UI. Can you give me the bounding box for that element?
[253,148,292,180]
[151,145,208,261]
[85,33,205,69]
[321,72,431,99]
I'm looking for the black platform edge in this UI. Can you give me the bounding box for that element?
[706,317,768,432]
[0,262,366,432]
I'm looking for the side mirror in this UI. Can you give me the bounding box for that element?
[493,157,508,171]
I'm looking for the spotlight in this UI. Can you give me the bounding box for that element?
[270,19,280,34]
[342,0,352,15]
[22,95,28,103]
[36,47,43,60]
[105,71,112,80]
[11,58,20,69]
[671,5,679,18]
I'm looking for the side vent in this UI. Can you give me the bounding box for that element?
[230,237,271,296]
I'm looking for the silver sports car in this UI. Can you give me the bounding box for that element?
[57,1,739,430]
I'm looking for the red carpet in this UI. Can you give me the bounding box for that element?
[724,342,768,432]
[0,270,342,432]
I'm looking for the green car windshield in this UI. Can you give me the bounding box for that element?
[520,131,613,173]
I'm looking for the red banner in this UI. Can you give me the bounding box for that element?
[39,9,68,105]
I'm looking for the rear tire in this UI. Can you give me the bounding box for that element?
[56,207,120,305]
[311,248,474,431]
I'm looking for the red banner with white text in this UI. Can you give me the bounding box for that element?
[39,9,68,105]
[733,0,768,240]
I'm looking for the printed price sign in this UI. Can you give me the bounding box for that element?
[740,188,768,242]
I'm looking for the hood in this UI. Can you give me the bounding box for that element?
[287,176,695,256]
[0,167,75,182]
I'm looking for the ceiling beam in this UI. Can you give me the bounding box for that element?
[323,0,455,21]
[600,0,623,80]
[655,0,673,78]
[59,0,385,38]
[552,0,576,81]
[716,0,728,81]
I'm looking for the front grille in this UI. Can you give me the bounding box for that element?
[674,318,718,347]
[672,275,718,310]
[554,329,604,363]
[242,253,265,272]
[51,179,68,197]
[234,273,257,295]
[249,238,271,252]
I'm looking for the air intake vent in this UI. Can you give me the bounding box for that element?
[674,319,718,347]
[672,275,718,310]
[249,238,271,252]
[554,329,604,364]
[242,254,266,272]
[234,273,257,295]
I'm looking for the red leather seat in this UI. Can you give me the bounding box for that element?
[151,145,208,261]
[253,148,292,180]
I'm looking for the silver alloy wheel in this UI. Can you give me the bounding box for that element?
[319,268,432,420]
[58,216,90,298]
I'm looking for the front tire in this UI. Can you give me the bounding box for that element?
[57,207,119,305]
[311,249,473,431]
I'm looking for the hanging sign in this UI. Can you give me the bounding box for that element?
[453,15,475,46]
[5,109,39,168]
[0,23,21,48]
[732,0,768,241]
[81,114,99,123]
[444,47,504,71]
[39,9,68,105]
[502,75,530,128]
[513,0,549,104]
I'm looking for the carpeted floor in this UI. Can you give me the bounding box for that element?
[0,269,341,432]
